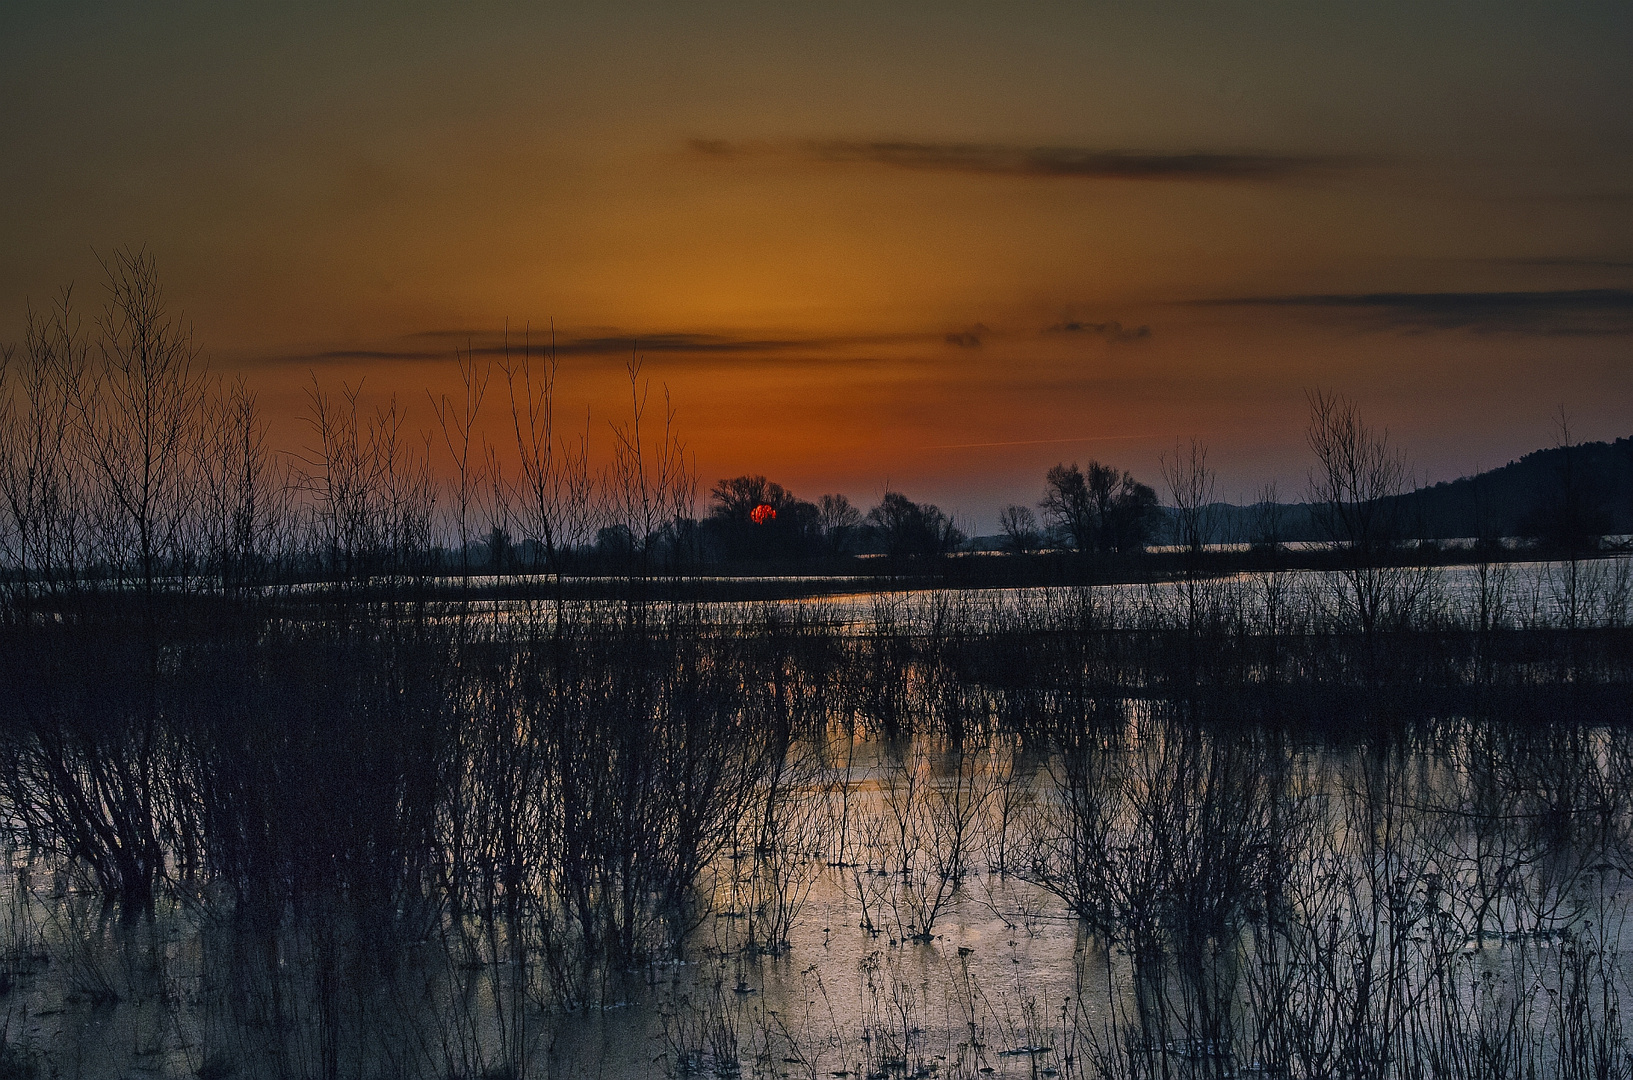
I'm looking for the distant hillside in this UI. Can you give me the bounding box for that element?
[1191,437,1633,544]
[1395,437,1633,539]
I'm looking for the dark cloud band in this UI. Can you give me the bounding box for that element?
[1047,320,1151,343]
[691,139,1330,182]
[1206,289,1633,335]
[263,329,941,367]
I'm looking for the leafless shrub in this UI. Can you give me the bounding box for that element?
[1306,389,1436,641]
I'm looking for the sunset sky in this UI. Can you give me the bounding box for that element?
[3,4,1630,530]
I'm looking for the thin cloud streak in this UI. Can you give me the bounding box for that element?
[691,138,1335,182]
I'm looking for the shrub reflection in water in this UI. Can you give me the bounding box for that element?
[0,583,1630,1078]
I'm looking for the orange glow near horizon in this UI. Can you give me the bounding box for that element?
[3,6,1631,531]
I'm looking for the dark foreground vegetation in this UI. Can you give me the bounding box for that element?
[1,252,1631,1078]
[0,575,1631,1078]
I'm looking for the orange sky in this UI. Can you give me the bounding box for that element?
[3,4,1630,529]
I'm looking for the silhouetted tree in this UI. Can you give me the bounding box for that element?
[1160,438,1216,557]
[706,474,817,562]
[1249,480,1286,553]
[430,347,491,582]
[0,288,90,611]
[1101,474,1160,553]
[607,352,695,578]
[817,493,862,556]
[1040,460,1158,555]
[78,248,208,599]
[1040,463,1096,552]
[710,474,797,522]
[1306,389,1425,640]
[594,523,635,561]
[484,523,514,571]
[500,324,565,574]
[865,491,963,559]
[1160,439,1217,647]
[299,380,435,586]
[997,504,1041,553]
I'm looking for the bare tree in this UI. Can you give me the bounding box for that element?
[556,407,597,558]
[298,379,436,587]
[375,396,439,581]
[501,323,561,574]
[0,289,91,610]
[199,377,293,593]
[865,491,963,559]
[1040,461,1159,555]
[817,493,862,556]
[4,250,208,911]
[997,504,1040,553]
[431,347,493,582]
[1305,389,1420,638]
[481,437,513,572]
[1251,481,1292,648]
[607,350,695,579]
[1160,439,1218,644]
[1249,480,1286,553]
[1040,464,1096,552]
[1159,438,1216,558]
[301,379,382,583]
[76,248,208,599]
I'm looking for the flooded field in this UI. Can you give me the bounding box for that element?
[463,555,1633,634]
[2,721,1632,1079]
[0,573,1631,1078]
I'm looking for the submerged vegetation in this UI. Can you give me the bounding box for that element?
[0,579,1629,1078]
[0,253,1630,1077]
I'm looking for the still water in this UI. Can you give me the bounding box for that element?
[3,714,1630,1080]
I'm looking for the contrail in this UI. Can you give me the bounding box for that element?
[924,432,1183,451]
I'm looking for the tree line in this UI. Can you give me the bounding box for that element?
[3,251,1620,595]
[0,250,1148,586]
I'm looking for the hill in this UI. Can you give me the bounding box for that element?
[1182,437,1633,544]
